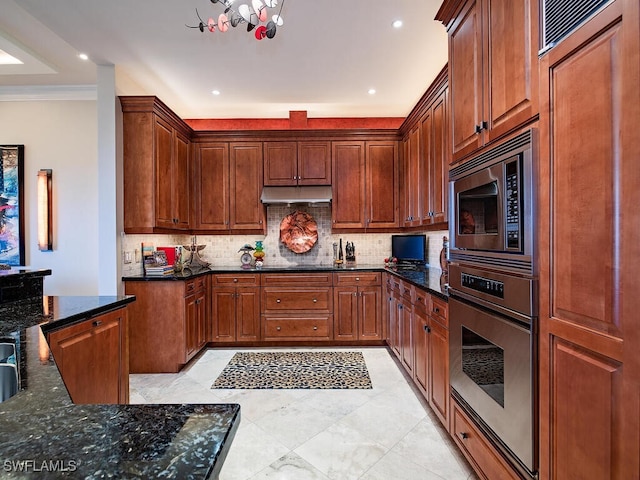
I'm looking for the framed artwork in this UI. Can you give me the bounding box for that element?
[0,145,25,266]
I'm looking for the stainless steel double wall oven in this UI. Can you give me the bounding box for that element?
[448,129,538,479]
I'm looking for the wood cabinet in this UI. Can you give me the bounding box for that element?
[427,297,449,426]
[124,276,208,373]
[121,96,192,233]
[192,143,229,231]
[537,2,640,479]
[386,274,401,357]
[402,125,421,227]
[333,272,382,341]
[332,140,399,230]
[263,141,331,186]
[332,141,366,229]
[421,89,448,225]
[210,274,261,342]
[397,281,414,375]
[192,142,265,233]
[230,142,265,231]
[436,0,539,163]
[261,273,333,340]
[47,307,129,404]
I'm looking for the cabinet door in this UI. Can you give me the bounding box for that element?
[237,287,261,341]
[334,287,358,340]
[413,307,429,396]
[332,141,365,229]
[538,3,637,478]
[403,126,421,227]
[400,302,414,374]
[154,116,176,229]
[484,0,539,143]
[211,287,237,342]
[387,288,400,357]
[263,142,297,186]
[230,142,265,230]
[428,318,449,427]
[185,293,199,357]
[173,130,191,229]
[359,286,382,340]
[422,90,448,225]
[365,141,399,229]
[193,143,230,230]
[48,309,126,404]
[448,0,483,162]
[298,141,331,185]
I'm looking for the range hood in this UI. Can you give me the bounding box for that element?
[260,185,332,206]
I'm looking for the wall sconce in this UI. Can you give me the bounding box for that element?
[37,169,53,251]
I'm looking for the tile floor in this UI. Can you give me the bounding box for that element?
[130,347,477,480]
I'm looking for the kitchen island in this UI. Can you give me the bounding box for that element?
[0,293,240,479]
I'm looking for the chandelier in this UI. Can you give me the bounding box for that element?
[187,0,286,41]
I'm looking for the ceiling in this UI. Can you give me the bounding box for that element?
[0,0,448,120]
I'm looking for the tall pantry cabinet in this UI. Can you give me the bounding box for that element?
[537,1,640,479]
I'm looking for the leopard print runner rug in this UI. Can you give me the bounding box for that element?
[211,351,372,389]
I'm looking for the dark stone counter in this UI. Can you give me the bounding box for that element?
[123,264,449,300]
[0,296,240,479]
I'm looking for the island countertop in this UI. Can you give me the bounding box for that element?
[0,295,240,479]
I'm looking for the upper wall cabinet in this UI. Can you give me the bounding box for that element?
[436,0,539,164]
[121,97,193,233]
[263,141,331,186]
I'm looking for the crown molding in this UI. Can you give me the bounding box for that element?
[0,85,97,101]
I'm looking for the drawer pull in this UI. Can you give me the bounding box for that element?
[233,278,238,283]
[92,320,102,327]
[458,432,469,440]
[313,298,317,303]
[423,325,431,333]
[276,299,281,303]
[313,326,318,331]
[355,277,360,281]
[434,307,441,314]
[276,326,281,331]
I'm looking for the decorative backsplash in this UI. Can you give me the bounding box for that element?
[121,205,447,276]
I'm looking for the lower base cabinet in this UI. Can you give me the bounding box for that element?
[124,277,208,373]
[210,274,261,342]
[47,307,129,404]
[333,272,382,341]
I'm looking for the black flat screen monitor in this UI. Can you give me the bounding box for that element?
[391,234,427,265]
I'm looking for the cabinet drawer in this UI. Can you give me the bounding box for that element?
[263,288,332,312]
[212,274,261,287]
[431,297,448,328]
[399,281,413,302]
[263,316,331,339]
[333,272,381,287]
[185,276,207,295]
[262,273,332,287]
[413,287,430,311]
[452,403,516,480]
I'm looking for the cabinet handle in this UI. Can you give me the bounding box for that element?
[475,124,482,134]
[276,298,281,303]
[423,325,431,333]
[353,293,357,297]
[276,326,281,331]
[313,298,317,303]
[233,278,238,283]
[92,320,102,327]
[355,277,360,281]
[458,432,469,440]
[313,326,318,331]
[434,307,440,314]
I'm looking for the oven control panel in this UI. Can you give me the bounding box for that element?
[461,273,504,299]
[505,159,521,249]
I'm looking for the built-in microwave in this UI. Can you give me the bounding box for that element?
[449,129,536,275]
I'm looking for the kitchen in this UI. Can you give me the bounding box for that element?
[1,0,639,479]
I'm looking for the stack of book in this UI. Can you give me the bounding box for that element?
[142,243,174,276]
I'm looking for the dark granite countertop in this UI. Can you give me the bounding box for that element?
[0,296,240,479]
[123,264,449,300]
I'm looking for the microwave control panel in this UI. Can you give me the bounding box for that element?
[505,159,521,249]
[461,273,505,299]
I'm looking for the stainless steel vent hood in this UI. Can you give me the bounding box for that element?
[260,186,332,206]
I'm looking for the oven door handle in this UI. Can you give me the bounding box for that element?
[448,288,533,327]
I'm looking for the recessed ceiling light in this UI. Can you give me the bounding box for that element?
[392,20,403,28]
[368,89,376,95]
[212,90,221,95]
[78,53,89,61]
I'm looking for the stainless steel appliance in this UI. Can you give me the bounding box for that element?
[448,129,538,478]
[449,129,536,275]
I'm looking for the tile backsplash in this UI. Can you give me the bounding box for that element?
[121,206,448,276]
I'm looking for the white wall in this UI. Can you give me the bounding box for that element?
[0,101,100,295]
